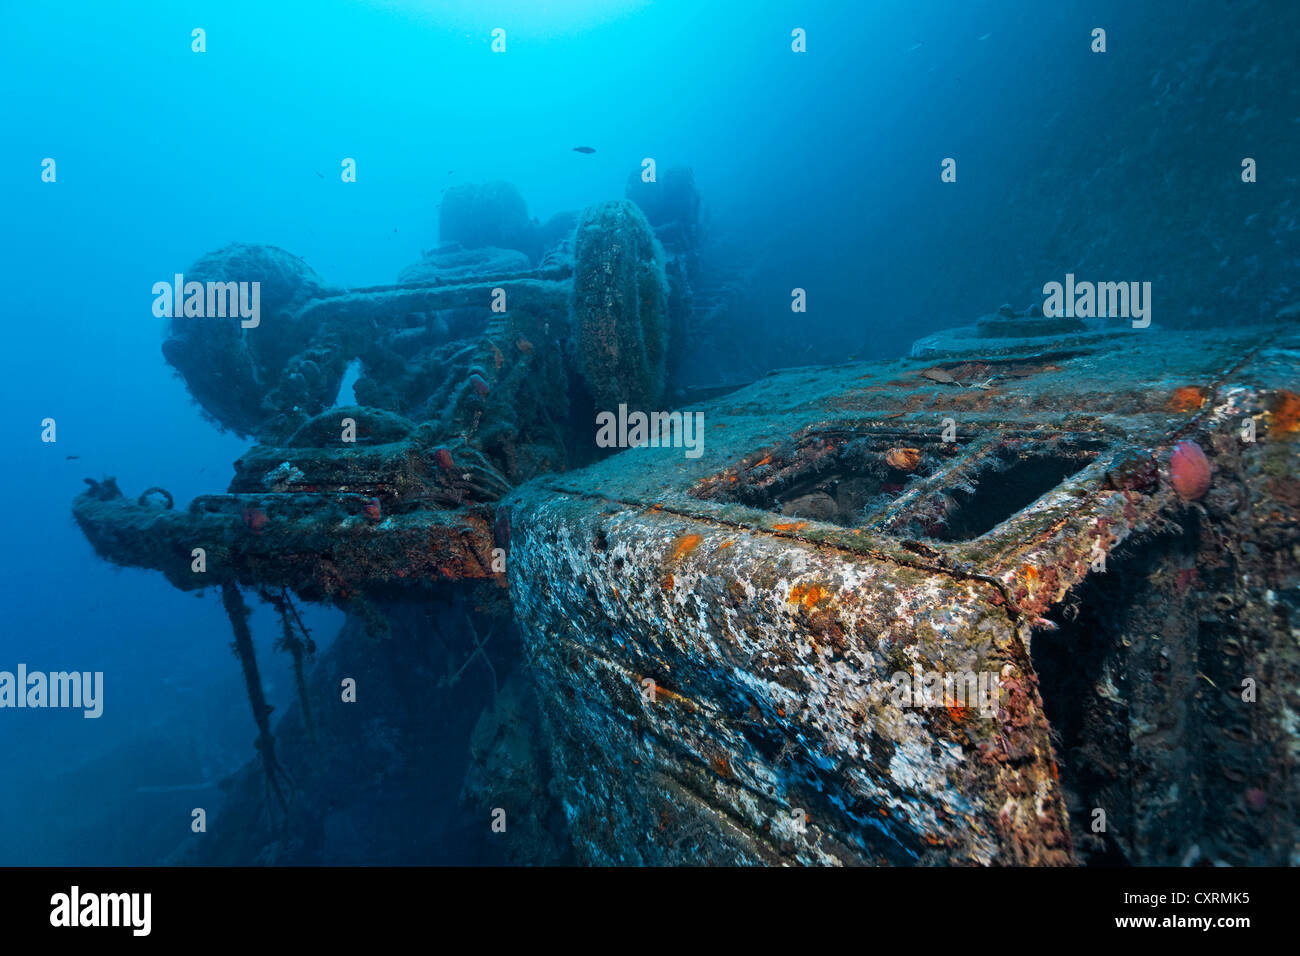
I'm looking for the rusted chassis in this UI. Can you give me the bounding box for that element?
[73,489,498,602]
[500,328,1300,866]
[506,488,1075,865]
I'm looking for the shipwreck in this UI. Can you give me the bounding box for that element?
[73,172,1300,866]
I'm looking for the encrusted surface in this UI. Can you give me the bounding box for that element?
[76,263,1300,864]
[508,326,1299,865]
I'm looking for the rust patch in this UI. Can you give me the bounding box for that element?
[1269,389,1300,435]
[669,533,703,562]
[1168,386,1208,412]
[788,583,829,608]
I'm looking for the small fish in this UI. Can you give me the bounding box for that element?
[315,170,324,178]
[65,455,79,460]
[572,146,596,154]
[919,367,958,385]
[978,32,992,41]
[906,42,923,52]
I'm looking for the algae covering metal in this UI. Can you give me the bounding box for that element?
[506,325,1300,865]
[73,418,505,600]
[70,223,1299,865]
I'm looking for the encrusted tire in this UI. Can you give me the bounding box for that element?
[572,200,670,410]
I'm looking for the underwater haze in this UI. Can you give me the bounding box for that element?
[1,0,1297,866]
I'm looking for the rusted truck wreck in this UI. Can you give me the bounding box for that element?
[73,179,1299,866]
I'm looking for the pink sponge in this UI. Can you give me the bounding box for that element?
[1169,440,1211,500]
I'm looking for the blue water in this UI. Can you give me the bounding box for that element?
[1,0,1293,864]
